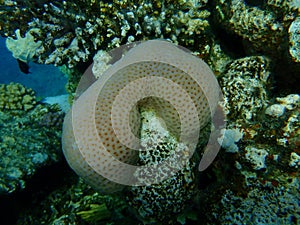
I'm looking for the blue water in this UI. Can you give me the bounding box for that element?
[0,37,67,98]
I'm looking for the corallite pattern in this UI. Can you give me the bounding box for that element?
[62,40,220,193]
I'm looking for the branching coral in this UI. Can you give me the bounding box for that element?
[0,0,211,67]
[0,82,36,113]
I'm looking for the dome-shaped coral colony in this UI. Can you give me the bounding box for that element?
[62,40,221,193]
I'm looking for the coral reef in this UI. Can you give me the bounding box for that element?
[219,128,243,153]
[0,82,36,113]
[211,0,299,94]
[189,92,300,224]
[16,176,132,225]
[224,93,300,178]
[37,110,64,128]
[0,0,211,68]
[61,40,222,223]
[0,1,299,224]
[0,89,64,194]
[213,0,298,57]
[92,50,112,79]
[218,180,299,224]
[289,152,300,168]
[244,146,269,170]
[220,56,271,122]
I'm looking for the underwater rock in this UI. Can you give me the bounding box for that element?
[92,50,112,79]
[219,128,243,153]
[265,94,300,117]
[193,85,300,223]
[276,94,300,110]
[230,93,300,173]
[263,93,300,150]
[265,104,286,117]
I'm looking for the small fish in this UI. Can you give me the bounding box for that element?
[17,59,31,74]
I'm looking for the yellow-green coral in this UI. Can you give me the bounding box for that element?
[76,203,111,222]
[0,82,36,112]
[6,29,42,63]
